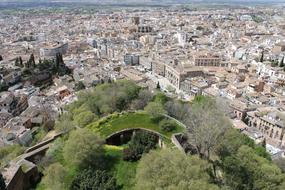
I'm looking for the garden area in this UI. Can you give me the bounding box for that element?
[31,80,285,190]
[104,145,138,190]
[88,112,184,144]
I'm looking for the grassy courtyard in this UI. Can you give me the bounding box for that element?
[88,112,184,143]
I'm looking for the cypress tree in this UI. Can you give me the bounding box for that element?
[19,56,23,67]
[55,53,60,69]
[30,54,36,67]
[59,53,64,64]
[156,82,161,89]
[260,51,264,62]
[261,138,266,148]
[280,56,284,67]
[15,57,19,66]
[26,54,36,68]
[0,173,6,190]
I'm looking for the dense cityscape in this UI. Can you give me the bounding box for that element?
[1,1,285,190]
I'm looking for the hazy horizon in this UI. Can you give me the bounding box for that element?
[0,0,284,3]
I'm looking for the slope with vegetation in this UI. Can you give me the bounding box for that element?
[29,80,285,190]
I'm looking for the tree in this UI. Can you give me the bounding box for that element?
[0,82,8,93]
[45,138,64,164]
[274,158,285,172]
[165,100,189,121]
[154,92,169,104]
[131,89,154,110]
[123,131,158,161]
[216,128,255,160]
[71,169,119,190]
[222,145,285,190]
[15,57,20,66]
[74,81,86,91]
[63,128,104,169]
[261,138,266,148]
[0,173,6,190]
[144,102,166,120]
[260,51,264,62]
[19,56,23,66]
[74,111,96,127]
[135,149,219,190]
[159,119,177,132]
[184,97,230,160]
[68,80,141,116]
[0,55,3,61]
[42,163,67,190]
[0,145,25,168]
[26,53,36,68]
[54,114,75,133]
[280,56,284,67]
[55,53,61,69]
[156,82,161,89]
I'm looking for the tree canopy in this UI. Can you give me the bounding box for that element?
[42,163,67,190]
[135,149,219,190]
[222,145,285,190]
[144,102,166,120]
[184,97,230,160]
[67,80,141,118]
[71,169,119,190]
[63,128,104,169]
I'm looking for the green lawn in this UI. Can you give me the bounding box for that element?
[88,112,184,143]
[104,145,138,190]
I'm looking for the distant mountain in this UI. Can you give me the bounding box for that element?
[0,0,284,3]
[0,0,284,8]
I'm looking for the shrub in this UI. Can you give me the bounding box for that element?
[123,148,137,161]
[159,119,177,132]
[71,169,119,190]
[123,131,158,162]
